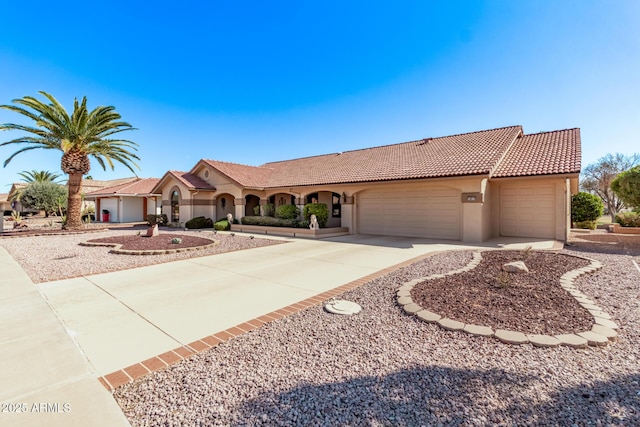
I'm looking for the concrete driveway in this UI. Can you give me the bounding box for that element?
[35,234,558,379]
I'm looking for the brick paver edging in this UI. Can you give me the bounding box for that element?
[98,251,443,391]
[396,251,619,348]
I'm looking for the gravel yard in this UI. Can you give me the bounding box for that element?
[0,228,283,283]
[111,237,640,426]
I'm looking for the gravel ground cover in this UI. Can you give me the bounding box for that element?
[113,242,640,426]
[84,234,216,251]
[410,250,594,335]
[0,229,283,283]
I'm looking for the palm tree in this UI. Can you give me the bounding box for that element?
[18,169,62,183]
[9,170,62,202]
[0,91,139,229]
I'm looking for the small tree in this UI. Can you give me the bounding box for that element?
[611,165,640,210]
[20,181,68,217]
[571,192,604,229]
[581,153,640,221]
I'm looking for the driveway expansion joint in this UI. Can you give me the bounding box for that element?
[396,251,618,348]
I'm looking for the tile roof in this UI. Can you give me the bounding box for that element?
[260,126,524,187]
[492,128,581,178]
[85,178,161,196]
[162,125,580,191]
[198,160,274,188]
[166,171,215,191]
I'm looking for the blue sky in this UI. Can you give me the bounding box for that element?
[1,0,639,188]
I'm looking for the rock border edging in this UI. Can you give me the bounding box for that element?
[397,251,619,348]
[79,237,218,255]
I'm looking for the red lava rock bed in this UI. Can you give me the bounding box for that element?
[410,250,595,335]
[84,234,214,251]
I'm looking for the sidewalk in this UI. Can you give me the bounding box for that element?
[0,246,130,427]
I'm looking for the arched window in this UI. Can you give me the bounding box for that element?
[171,190,179,222]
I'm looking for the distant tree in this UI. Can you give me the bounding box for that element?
[581,153,640,222]
[0,91,139,229]
[18,169,62,183]
[611,165,640,209]
[9,170,62,202]
[20,181,67,217]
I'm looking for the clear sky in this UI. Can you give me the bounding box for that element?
[1,0,639,188]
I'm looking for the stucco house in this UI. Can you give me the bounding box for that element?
[84,178,161,222]
[151,125,580,243]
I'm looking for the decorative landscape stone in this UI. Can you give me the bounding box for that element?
[527,334,561,348]
[554,334,589,348]
[502,261,529,273]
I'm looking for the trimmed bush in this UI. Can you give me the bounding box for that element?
[241,216,307,228]
[574,220,597,230]
[263,203,275,217]
[571,192,604,223]
[303,203,329,227]
[615,212,640,227]
[185,216,213,229]
[275,204,300,220]
[147,214,168,226]
[214,219,231,230]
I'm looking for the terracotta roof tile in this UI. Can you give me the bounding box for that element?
[492,128,581,178]
[168,171,215,191]
[260,126,523,187]
[85,178,161,196]
[199,160,273,188]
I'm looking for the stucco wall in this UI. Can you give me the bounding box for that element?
[100,198,118,222]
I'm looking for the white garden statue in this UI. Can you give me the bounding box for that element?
[226,213,233,224]
[309,214,319,230]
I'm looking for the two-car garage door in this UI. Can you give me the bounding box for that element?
[358,188,461,240]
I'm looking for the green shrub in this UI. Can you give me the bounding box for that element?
[185,216,214,229]
[574,220,597,230]
[263,203,275,217]
[275,204,300,220]
[214,219,231,230]
[303,203,328,227]
[253,205,261,215]
[241,215,308,228]
[147,214,168,226]
[571,192,604,223]
[615,212,640,227]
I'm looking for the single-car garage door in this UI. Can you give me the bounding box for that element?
[500,185,556,239]
[358,187,461,240]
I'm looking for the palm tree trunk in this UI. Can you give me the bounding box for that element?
[64,173,84,230]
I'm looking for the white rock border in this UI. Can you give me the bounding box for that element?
[396,251,618,348]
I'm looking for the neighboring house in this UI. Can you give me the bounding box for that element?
[4,177,140,215]
[0,193,11,214]
[84,178,161,223]
[151,125,581,243]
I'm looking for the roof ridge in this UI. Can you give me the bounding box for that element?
[522,127,579,137]
[203,159,269,169]
[488,127,524,178]
[262,125,524,166]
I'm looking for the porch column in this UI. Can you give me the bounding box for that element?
[234,198,244,222]
[341,195,354,233]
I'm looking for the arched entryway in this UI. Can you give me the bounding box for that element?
[245,194,260,216]
[305,191,342,227]
[216,193,235,221]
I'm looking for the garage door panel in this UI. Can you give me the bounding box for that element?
[500,185,556,239]
[358,187,460,240]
